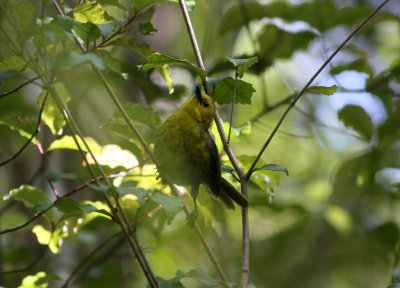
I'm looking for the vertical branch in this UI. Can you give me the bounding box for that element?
[228,67,239,144]
[177,1,250,286]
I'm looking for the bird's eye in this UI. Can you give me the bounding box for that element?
[203,101,209,108]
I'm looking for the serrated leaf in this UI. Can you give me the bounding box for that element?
[213,77,255,105]
[73,1,113,24]
[138,53,206,82]
[55,51,105,70]
[0,112,38,143]
[307,85,338,96]
[254,164,289,176]
[38,82,71,135]
[46,135,101,154]
[108,102,162,131]
[225,56,258,78]
[150,193,183,216]
[338,104,373,140]
[19,271,61,288]
[45,171,78,182]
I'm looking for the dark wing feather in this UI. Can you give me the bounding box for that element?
[199,124,221,197]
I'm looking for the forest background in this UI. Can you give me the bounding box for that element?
[0,0,400,287]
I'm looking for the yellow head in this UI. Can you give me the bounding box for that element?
[181,88,215,129]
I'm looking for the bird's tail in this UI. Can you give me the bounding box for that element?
[218,177,249,210]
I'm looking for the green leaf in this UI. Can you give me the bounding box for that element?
[221,164,235,174]
[117,187,150,206]
[55,198,81,213]
[33,201,53,212]
[38,82,71,135]
[96,50,122,73]
[5,185,49,208]
[150,193,184,216]
[80,203,99,213]
[307,85,338,96]
[257,24,316,68]
[109,38,154,58]
[225,56,258,78]
[73,21,101,44]
[138,53,206,82]
[45,171,78,182]
[133,0,178,14]
[254,164,289,176]
[0,56,28,71]
[108,40,176,93]
[19,271,61,288]
[72,1,114,24]
[108,102,162,131]
[53,15,75,31]
[220,1,372,33]
[213,77,255,105]
[175,269,223,287]
[0,112,38,143]
[96,22,117,39]
[46,135,101,154]
[338,104,373,140]
[32,225,67,253]
[55,51,105,70]
[330,58,374,78]
[14,1,36,28]
[138,22,157,35]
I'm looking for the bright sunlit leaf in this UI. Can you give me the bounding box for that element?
[72,1,114,24]
[18,271,61,288]
[324,205,353,235]
[46,135,101,154]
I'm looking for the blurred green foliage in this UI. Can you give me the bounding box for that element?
[0,0,399,287]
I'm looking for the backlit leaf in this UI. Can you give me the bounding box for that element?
[307,85,338,96]
[213,77,255,105]
[46,135,101,154]
[338,104,373,140]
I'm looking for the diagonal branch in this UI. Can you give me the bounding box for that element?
[0,90,48,167]
[245,0,392,180]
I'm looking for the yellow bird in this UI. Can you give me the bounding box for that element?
[154,88,248,219]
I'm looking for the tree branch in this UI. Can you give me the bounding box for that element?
[177,1,249,286]
[0,90,48,167]
[245,0,392,180]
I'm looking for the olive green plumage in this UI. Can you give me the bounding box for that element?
[154,88,248,213]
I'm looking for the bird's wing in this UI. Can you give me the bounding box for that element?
[199,124,221,197]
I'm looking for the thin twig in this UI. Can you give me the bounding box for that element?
[0,90,48,167]
[228,68,239,144]
[245,0,391,180]
[178,1,247,286]
[0,246,48,275]
[0,76,40,98]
